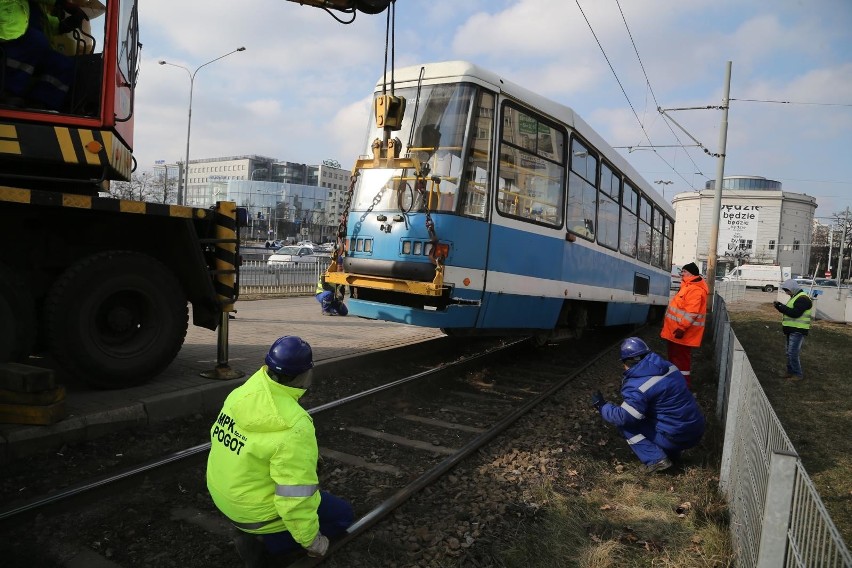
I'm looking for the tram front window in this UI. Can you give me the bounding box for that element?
[352,83,483,215]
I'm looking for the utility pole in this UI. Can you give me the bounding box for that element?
[844,208,851,283]
[827,227,835,278]
[705,61,732,304]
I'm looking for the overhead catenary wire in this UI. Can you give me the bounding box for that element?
[730,98,852,107]
[575,0,699,190]
[614,0,706,185]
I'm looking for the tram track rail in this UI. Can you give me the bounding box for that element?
[293,334,621,567]
[0,329,631,567]
[0,338,527,526]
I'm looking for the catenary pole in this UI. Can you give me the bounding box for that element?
[705,61,732,307]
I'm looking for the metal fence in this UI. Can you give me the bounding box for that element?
[712,294,851,567]
[714,280,747,304]
[237,259,328,296]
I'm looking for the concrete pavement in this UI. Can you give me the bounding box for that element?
[0,296,445,459]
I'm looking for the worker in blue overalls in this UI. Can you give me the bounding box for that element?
[591,337,705,473]
[315,274,348,316]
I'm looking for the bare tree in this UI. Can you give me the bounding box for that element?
[829,207,852,280]
[107,171,176,203]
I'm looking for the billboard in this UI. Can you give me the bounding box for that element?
[717,203,760,259]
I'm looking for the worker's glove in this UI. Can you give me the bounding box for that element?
[591,390,606,410]
[772,301,784,312]
[57,7,88,34]
[673,329,685,339]
[305,532,329,557]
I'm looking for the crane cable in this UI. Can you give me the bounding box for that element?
[381,0,395,95]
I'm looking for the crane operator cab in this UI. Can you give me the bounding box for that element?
[0,0,138,193]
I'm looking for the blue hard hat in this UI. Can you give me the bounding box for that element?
[265,336,314,376]
[620,337,650,361]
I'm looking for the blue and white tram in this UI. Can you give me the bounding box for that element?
[325,61,674,340]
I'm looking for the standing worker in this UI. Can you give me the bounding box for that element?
[592,337,706,473]
[315,273,348,316]
[660,262,709,388]
[206,336,353,566]
[772,279,813,382]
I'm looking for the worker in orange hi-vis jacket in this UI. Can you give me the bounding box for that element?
[660,262,709,389]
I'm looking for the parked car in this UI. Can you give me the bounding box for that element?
[267,245,321,269]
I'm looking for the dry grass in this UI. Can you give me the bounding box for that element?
[726,299,852,544]
[495,332,733,568]
[496,294,850,567]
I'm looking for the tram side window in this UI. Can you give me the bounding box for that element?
[597,162,620,250]
[567,138,598,240]
[620,182,638,257]
[637,196,653,264]
[496,105,565,226]
[663,217,674,271]
[650,206,664,268]
[460,91,495,219]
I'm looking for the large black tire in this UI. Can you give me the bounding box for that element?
[0,263,37,362]
[44,251,188,389]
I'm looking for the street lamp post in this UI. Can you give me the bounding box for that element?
[159,47,246,205]
[654,180,673,200]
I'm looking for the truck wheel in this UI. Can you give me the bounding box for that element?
[763,285,775,292]
[45,251,188,389]
[0,264,37,362]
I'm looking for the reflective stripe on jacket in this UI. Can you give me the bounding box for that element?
[782,290,812,331]
[600,352,705,443]
[660,274,709,347]
[206,367,321,547]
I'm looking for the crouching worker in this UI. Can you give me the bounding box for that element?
[206,336,354,567]
[316,273,348,316]
[591,337,705,473]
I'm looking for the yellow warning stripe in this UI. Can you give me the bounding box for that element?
[0,124,21,154]
[1,121,124,173]
[76,129,102,166]
[0,140,21,154]
[0,186,213,222]
[0,187,30,203]
[170,204,194,218]
[119,200,146,214]
[54,127,78,163]
[62,194,92,208]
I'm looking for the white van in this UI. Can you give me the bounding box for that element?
[722,264,791,292]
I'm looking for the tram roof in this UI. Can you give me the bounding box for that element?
[380,60,673,217]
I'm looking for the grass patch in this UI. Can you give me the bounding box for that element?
[727,300,852,544]
[493,332,734,567]
[488,296,851,566]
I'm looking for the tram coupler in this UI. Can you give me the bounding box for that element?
[200,312,245,380]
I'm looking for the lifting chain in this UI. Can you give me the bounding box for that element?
[332,170,360,272]
[420,173,441,266]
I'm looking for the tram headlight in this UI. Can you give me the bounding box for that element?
[433,243,450,261]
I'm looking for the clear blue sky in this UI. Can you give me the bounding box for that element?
[133,0,852,216]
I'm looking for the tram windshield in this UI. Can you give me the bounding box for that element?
[351,82,494,219]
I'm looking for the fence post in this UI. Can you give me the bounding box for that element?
[719,345,745,493]
[756,451,798,568]
[716,321,731,422]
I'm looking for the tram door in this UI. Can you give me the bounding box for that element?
[477,103,567,329]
